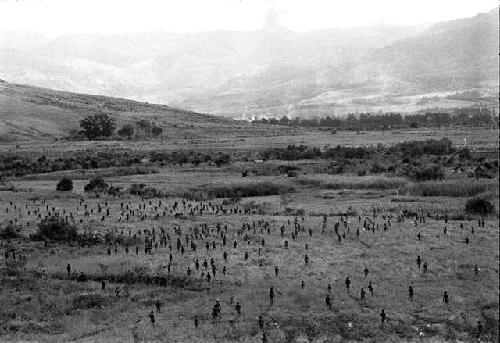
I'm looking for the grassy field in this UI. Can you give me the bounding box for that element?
[0,128,498,343]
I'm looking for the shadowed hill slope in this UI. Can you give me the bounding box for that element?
[0,80,261,141]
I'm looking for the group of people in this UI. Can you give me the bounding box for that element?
[0,194,490,341]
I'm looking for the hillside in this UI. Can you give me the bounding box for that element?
[0,9,498,118]
[372,8,499,91]
[0,81,252,141]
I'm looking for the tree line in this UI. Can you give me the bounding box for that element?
[252,108,497,130]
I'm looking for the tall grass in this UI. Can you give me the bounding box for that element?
[183,181,295,200]
[296,175,408,190]
[404,179,498,197]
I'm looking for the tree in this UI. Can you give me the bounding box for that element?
[56,177,73,191]
[465,198,494,215]
[118,124,135,138]
[151,125,163,137]
[84,177,108,192]
[35,216,78,242]
[79,113,116,140]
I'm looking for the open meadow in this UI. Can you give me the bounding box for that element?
[0,126,499,343]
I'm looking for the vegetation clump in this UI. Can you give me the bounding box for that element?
[56,177,73,191]
[465,197,494,215]
[32,216,78,242]
[84,177,108,192]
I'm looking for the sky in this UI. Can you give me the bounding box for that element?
[0,0,497,37]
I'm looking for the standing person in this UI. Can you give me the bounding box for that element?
[325,294,331,310]
[408,285,414,301]
[235,301,242,315]
[155,300,161,313]
[66,263,71,276]
[380,309,386,325]
[368,281,374,297]
[194,315,199,328]
[149,311,155,326]
[477,321,483,338]
[443,291,449,304]
[269,287,274,306]
[345,277,351,293]
[258,315,264,330]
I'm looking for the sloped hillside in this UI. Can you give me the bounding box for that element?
[0,80,242,141]
[372,8,499,90]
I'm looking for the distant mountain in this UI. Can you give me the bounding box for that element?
[0,9,497,119]
[372,8,499,91]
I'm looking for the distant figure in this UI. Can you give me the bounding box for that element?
[301,280,305,289]
[327,283,332,294]
[477,321,483,338]
[269,287,274,306]
[443,291,449,304]
[363,265,369,278]
[149,311,155,326]
[474,265,479,279]
[380,309,386,325]
[194,315,199,328]
[360,288,366,302]
[155,300,161,313]
[368,281,374,297]
[423,262,428,273]
[417,255,421,269]
[408,285,414,301]
[258,315,264,329]
[66,263,71,276]
[235,301,241,315]
[262,333,268,343]
[345,277,351,293]
[101,280,105,291]
[325,294,331,309]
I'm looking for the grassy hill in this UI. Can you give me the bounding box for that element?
[0,80,261,141]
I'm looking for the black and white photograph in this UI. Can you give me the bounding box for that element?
[0,0,499,342]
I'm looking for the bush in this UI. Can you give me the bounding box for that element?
[0,224,20,239]
[408,165,444,182]
[465,198,494,215]
[56,177,73,191]
[184,182,295,200]
[404,180,497,197]
[34,216,78,242]
[84,177,108,192]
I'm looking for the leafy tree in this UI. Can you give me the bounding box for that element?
[56,177,73,191]
[117,124,135,138]
[151,125,163,137]
[465,197,494,215]
[35,216,78,242]
[0,223,20,239]
[84,177,108,192]
[79,113,116,140]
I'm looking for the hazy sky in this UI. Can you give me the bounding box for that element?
[0,0,497,37]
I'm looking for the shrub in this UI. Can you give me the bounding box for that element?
[56,177,73,191]
[404,180,497,197]
[84,177,108,192]
[79,113,116,140]
[408,165,444,182]
[465,198,494,215]
[117,124,135,138]
[0,224,20,239]
[34,216,78,242]
[184,182,295,200]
